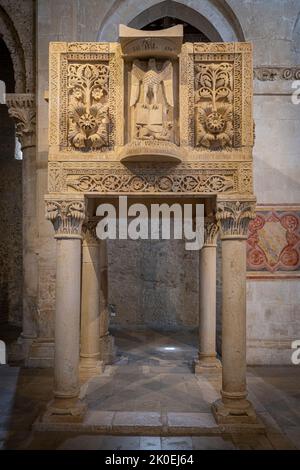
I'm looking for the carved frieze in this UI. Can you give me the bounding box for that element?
[254,67,300,81]
[48,161,253,196]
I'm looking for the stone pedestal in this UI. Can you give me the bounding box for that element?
[80,219,103,375]
[212,200,257,424]
[44,197,87,420]
[195,218,221,374]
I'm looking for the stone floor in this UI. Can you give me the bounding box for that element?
[1,329,300,450]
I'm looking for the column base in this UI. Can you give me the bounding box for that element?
[212,397,258,424]
[41,397,87,424]
[80,356,104,375]
[99,334,116,365]
[194,355,222,374]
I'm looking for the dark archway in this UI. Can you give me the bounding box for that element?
[0,36,22,328]
[141,16,211,43]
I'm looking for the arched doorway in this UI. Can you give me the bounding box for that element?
[0,38,23,328]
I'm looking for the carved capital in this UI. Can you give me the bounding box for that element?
[6,94,36,149]
[216,200,256,239]
[203,217,219,246]
[45,197,86,238]
[82,217,100,245]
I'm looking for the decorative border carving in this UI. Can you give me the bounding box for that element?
[254,67,300,81]
[48,161,253,195]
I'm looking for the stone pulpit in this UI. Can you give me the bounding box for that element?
[44,25,260,430]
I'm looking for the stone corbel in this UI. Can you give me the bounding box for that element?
[216,198,256,239]
[45,196,87,239]
[6,93,36,150]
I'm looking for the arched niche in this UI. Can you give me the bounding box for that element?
[97,0,245,43]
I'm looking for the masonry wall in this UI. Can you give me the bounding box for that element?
[34,0,300,363]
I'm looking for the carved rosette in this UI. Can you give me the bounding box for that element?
[82,217,100,245]
[6,93,36,149]
[45,199,86,238]
[203,217,219,246]
[216,200,256,239]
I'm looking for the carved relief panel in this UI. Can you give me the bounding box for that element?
[48,33,254,198]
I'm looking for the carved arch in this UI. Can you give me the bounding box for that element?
[97,0,245,42]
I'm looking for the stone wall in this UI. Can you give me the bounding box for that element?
[34,0,300,363]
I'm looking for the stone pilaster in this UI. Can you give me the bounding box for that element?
[6,94,37,360]
[195,216,221,373]
[43,196,87,421]
[212,198,258,424]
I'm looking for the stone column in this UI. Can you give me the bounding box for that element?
[80,218,103,374]
[44,196,86,419]
[212,199,257,424]
[99,240,115,364]
[7,94,37,357]
[194,217,221,373]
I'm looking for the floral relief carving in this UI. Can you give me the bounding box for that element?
[66,172,234,194]
[194,63,233,149]
[68,63,110,150]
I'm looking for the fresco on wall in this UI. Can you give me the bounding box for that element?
[247,208,300,273]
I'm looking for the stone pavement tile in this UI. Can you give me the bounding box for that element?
[266,432,297,450]
[113,411,162,432]
[192,436,236,450]
[280,426,300,450]
[140,436,161,450]
[84,410,114,427]
[258,411,282,434]
[231,434,274,450]
[167,412,217,431]
[57,435,105,450]
[161,436,193,450]
[98,436,141,450]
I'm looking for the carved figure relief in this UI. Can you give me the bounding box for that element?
[130,59,174,142]
[195,63,233,150]
[68,63,110,150]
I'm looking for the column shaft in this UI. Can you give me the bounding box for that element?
[221,239,247,398]
[54,238,82,398]
[80,227,102,373]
